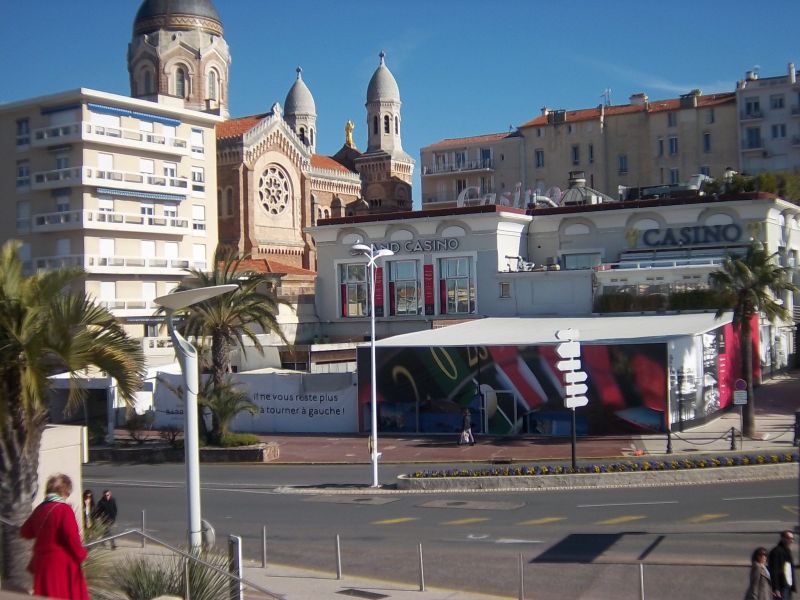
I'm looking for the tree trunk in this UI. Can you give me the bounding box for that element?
[741,320,756,437]
[0,404,45,592]
[209,333,229,445]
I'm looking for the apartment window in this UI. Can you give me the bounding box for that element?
[670,168,680,184]
[745,97,760,117]
[191,167,205,193]
[770,94,785,110]
[536,127,543,138]
[771,123,787,139]
[55,195,70,213]
[163,204,177,219]
[668,136,679,155]
[16,160,30,188]
[97,152,113,174]
[55,154,69,170]
[141,240,156,260]
[499,282,511,298]
[16,201,30,232]
[339,263,368,317]
[439,257,475,315]
[16,118,30,146]
[567,124,574,134]
[192,204,206,231]
[535,149,545,168]
[746,127,762,148]
[657,138,664,157]
[142,282,156,307]
[389,260,421,316]
[707,108,715,124]
[140,159,155,175]
[667,112,677,127]
[163,162,176,178]
[100,282,116,305]
[699,166,711,176]
[164,242,178,262]
[618,154,628,174]
[455,179,467,195]
[98,238,113,261]
[455,151,466,168]
[563,252,601,270]
[383,115,390,134]
[192,244,206,269]
[480,147,491,166]
[588,144,594,164]
[191,128,204,155]
[571,144,580,165]
[98,197,113,213]
[141,203,154,225]
[703,132,711,153]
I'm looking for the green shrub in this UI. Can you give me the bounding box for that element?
[218,432,260,447]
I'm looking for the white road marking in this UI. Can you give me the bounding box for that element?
[495,538,543,544]
[722,494,796,501]
[577,501,678,508]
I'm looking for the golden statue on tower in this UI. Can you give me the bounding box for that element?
[345,120,355,148]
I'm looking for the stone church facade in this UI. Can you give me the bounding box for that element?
[128,0,414,271]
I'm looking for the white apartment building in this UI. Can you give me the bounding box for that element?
[0,88,221,341]
[736,64,800,174]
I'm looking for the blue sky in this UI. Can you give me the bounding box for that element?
[3,1,799,202]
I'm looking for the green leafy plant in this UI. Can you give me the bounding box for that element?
[219,432,260,447]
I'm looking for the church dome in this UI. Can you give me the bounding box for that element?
[284,67,316,116]
[366,51,400,104]
[134,0,223,35]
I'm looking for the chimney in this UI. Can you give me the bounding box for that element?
[568,170,586,189]
[629,93,649,106]
[540,106,550,117]
[789,63,796,84]
[679,89,701,108]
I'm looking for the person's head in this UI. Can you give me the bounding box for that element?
[102,489,112,500]
[83,490,93,502]
[752,547,768,563]
[780,530,795,547]
[45,474,73,498]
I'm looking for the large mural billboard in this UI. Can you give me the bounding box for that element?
[359,319,759,437]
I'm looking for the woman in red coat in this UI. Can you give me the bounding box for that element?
[20,473,89,600]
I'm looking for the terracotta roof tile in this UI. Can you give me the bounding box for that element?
[231,258,317,277]
[423,132,513,151]
[519,93,735,128]
[310,154,355,174]
[216,113,269,140]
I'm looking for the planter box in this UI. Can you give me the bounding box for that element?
[89,442,280,464]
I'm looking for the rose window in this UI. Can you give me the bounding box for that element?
[258,165,291,215]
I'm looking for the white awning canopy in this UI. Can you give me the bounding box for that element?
[374,312,733,348]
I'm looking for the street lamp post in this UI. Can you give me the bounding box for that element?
[352,243,394,488]
[154,284,238,550]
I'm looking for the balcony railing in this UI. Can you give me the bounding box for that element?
[98,298,159,311]
[31,254,206,273]
[32,123,81,145]
[741,110,763,120]
[31,208,191,234]
[422,159,494,175]
[89,168,189,193]
[83,122,190,154]
[594,257,725,271]
[741,141,764,151]
[31,166,83,189]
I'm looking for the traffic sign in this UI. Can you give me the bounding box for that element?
[734,379,747,391]
[565,383,588,396]
[556,359,582,372]
[564,370,588,384]
[555,329,580,341]
[555,340,581,360]
[733,390,748,405]
[565,396,589,408]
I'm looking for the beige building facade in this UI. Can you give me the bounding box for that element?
[0,88,221,339]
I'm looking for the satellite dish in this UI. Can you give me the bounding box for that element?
[545,186,563,205]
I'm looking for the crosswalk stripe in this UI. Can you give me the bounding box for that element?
[595,515,646,525]
[371,517,418,525]
[684,513,727,524]
[516,517,567,526]
[442,517,490,526]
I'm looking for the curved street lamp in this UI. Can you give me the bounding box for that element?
[351,243,394,487]
[154,284,238,550]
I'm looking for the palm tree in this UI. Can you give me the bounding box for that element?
[709,241,797,437]
[0,241,145,590]
[169,248,290,444]
[198,379,258,440]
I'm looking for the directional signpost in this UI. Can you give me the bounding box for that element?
[733,378,747,434]
[555,329,587,468]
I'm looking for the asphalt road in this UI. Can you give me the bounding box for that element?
[84,463,800,599]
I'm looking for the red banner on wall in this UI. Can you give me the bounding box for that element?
[423,264,434,315]
[374,267,385,317]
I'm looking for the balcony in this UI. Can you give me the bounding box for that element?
[741,141,764,152]
[82,122,190,156]
[98,298,165,318]
[422,159,494,176]
[86,168,189,195]
[740,110,764,121]
[31,208,191,235]
[595,256,725,271]
[31,254,206,275]
[31,123,81,146]
[31,166,83,190]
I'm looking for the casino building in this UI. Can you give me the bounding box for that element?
[307,186,799,435]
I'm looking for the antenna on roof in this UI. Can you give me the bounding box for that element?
[601,88,612,106]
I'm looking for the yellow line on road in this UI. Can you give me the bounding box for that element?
[371,517,418,525]
[782,505,799,516]
[595,515,647,526]
[517,517,567,526]
[684,513,727,524]
[442,517,490,526]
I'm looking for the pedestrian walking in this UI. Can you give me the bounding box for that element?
[81,490,94,531]
[93,489,118,549]
[745,546,772,600]
[19,473,90,600]
[459,407,475,446]
[768,530,797,600]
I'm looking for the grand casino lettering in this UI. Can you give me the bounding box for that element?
[373,238,460,254]
[642,224,742,247]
